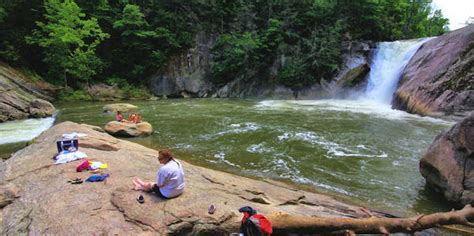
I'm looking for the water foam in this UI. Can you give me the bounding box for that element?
[212,152,240,167]
[246,143,273,154]
[278,130,387,158]
[256,99,453,125]
[0,117,55,145]
[201,122,261,140]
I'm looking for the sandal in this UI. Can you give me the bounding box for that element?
[208,204,216,214]
[137,195,144,204]
[68,178,83,184]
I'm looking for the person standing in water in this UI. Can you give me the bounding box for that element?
[132,149,185,199]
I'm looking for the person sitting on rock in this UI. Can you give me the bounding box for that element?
[132,149,185,199]
[127,113,142,124]
[116,111,123,122]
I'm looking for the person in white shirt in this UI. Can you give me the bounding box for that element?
[132,149,185,199]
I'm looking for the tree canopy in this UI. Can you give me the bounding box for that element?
[25,0,109,87]
[0,0,450,90]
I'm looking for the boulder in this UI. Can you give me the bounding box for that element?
[102,103,138,113]
[29,99,55,118]
[419,112,474,206]
[392,25,474,116]
[0,121,383,234]
[104,121,153,137]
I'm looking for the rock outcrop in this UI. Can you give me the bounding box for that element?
[0,122,384,235]
[104,121,153,137]
[149,31,374,99]
[87,83,125,101]
[419,112,474,206]
[392,25,474,116]
[148,32,215,98]
[102,103,138,113]
[336,63,370,88]
[0,62,56,122]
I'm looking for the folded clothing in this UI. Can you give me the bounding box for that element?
[90,161,108,170]
[76,159,90,172]
[76,160,108,172]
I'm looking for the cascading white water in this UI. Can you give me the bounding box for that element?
[0,117,55,145]
[365,38,431,104]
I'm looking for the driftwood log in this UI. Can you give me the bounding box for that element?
[268,204,474,235]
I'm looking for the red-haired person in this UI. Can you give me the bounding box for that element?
[132,149,185,199]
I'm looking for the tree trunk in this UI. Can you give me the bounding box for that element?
[268,204,474,235]
[63,70,68,89]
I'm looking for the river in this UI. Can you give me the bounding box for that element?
[51,98,453,215]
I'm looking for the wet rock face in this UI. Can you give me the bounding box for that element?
[420,113,474,206]
[392,25,474,116]
[336,63,370,88]
[0,121,381,235]
[148,32,215,98]
[0,63,56,122]
[149,31,374,99]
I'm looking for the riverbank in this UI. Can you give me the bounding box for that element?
[0,121,388,235]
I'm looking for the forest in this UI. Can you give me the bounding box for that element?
[0,0,449,95]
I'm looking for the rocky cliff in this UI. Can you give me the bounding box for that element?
[148,32,216,98]
[392,25,474,116]
[148,31,374,99]
[0,121,385,235]
[0,62,56,122]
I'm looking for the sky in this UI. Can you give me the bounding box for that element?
[431,0,473,30]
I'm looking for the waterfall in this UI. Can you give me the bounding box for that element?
[365,38,431,104]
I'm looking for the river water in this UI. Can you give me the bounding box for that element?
[51,98,453,215]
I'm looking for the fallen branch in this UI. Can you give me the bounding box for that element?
[268,204,474,235]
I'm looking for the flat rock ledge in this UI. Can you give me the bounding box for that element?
[104,121,153,137]
[0,122,382,235]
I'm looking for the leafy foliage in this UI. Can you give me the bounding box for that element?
[0,0,450,91]
[25,0,109,86]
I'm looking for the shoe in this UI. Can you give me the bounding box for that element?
[68,178,83,184]
[208,204,216,214]
[137,195,144,204]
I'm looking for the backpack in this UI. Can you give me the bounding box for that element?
[239,206,272,236]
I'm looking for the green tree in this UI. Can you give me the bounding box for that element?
[426,9,449,35]
[26,0,109,87]
[0,7,6,23]
[113,4,183,82]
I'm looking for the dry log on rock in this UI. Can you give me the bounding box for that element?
[269,204,474,235]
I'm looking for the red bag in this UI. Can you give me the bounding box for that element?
[240,207,273,236]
